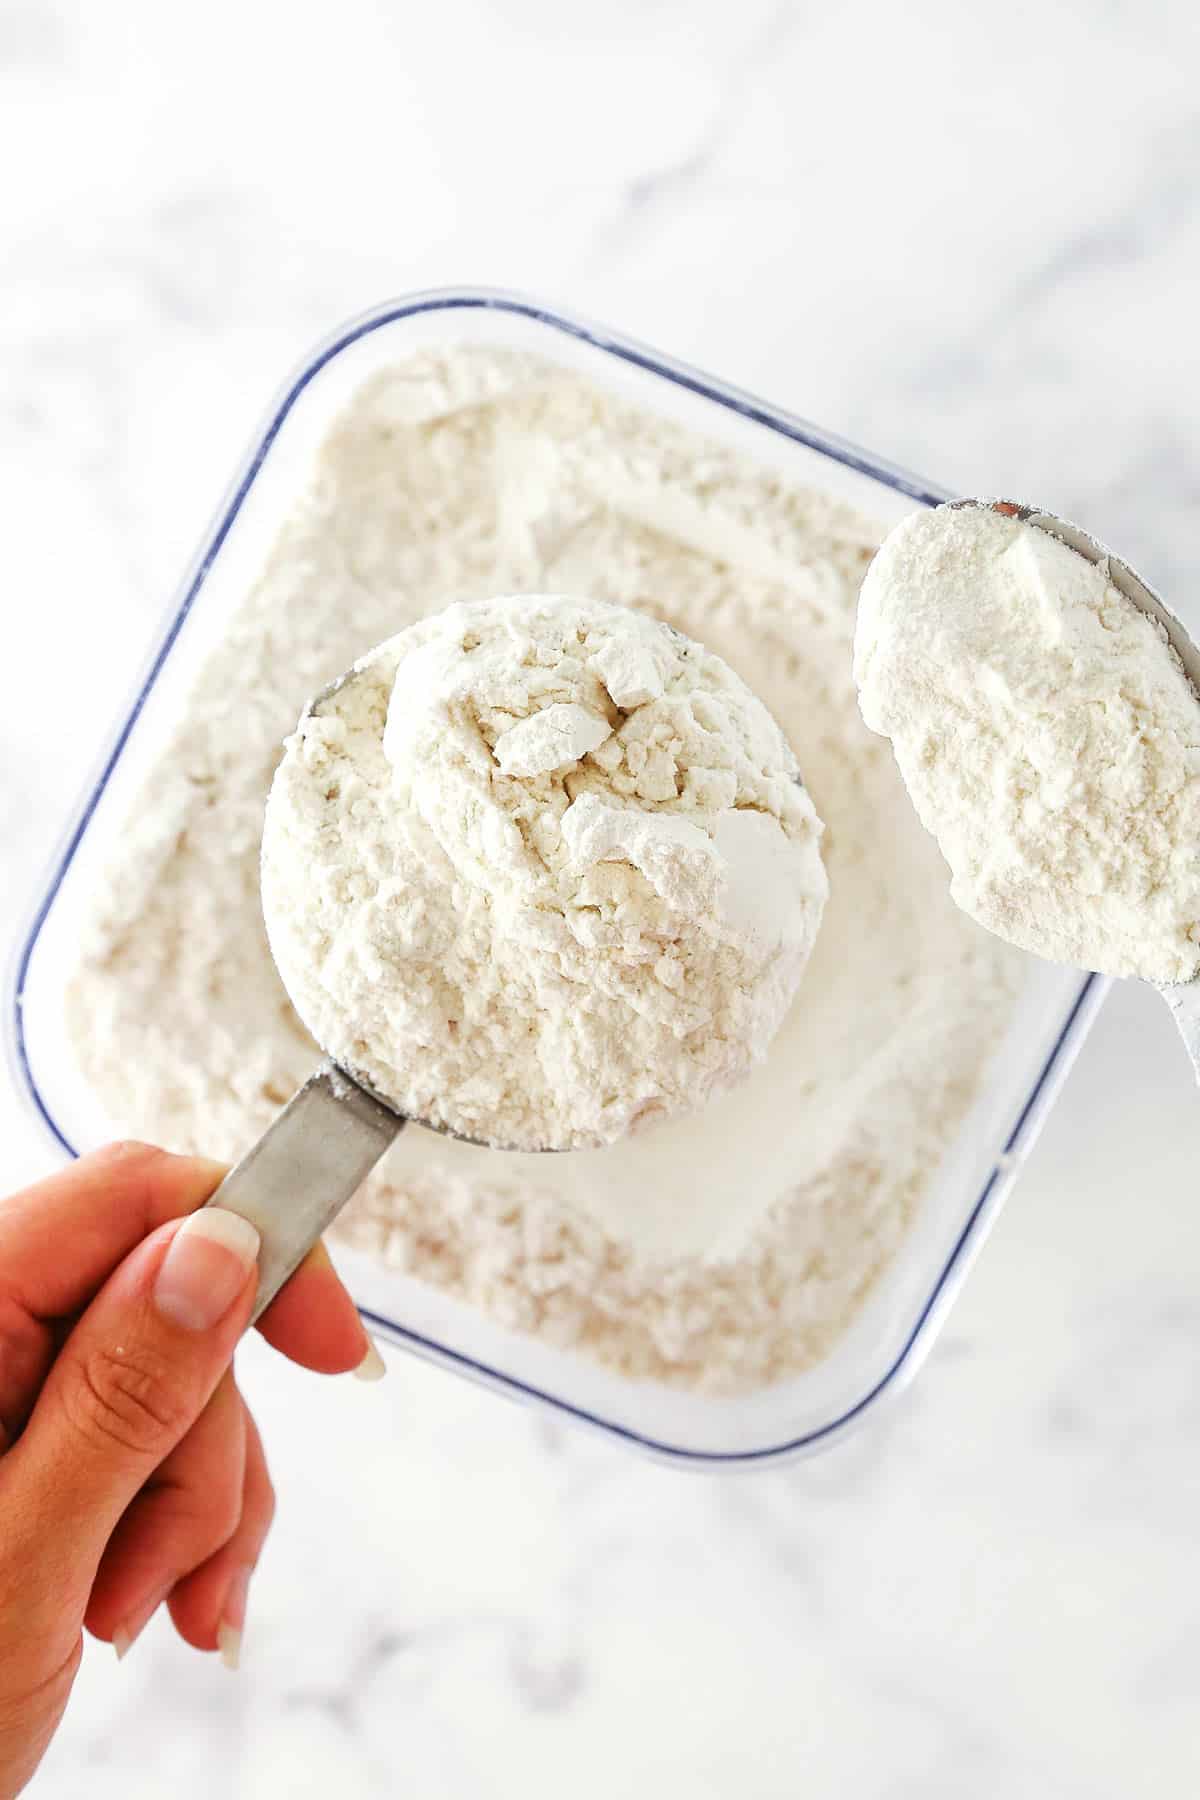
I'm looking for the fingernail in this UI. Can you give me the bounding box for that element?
[112,1583,172,1661]
[154,1209,260,1332]
[353,1335,387,1382]
[217,1564,253,1672]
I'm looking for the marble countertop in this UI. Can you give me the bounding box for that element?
[4,1,1200,1793]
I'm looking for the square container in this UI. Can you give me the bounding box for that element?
[6,289,1107,1468]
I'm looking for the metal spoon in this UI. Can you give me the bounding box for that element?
[951,498,1200,1078]
[199,660,543,1324]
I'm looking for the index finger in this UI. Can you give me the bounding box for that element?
[0,1142,371,1375]
[0,1142,227,1319]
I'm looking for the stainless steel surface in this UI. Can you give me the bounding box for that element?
[204,1060,403,1320]
[956,497,1200,1081]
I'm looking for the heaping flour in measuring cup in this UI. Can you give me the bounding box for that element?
[65,347,1021,1391]
[261,594,828,1154]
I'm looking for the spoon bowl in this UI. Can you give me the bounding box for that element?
[952,498,1200,1077]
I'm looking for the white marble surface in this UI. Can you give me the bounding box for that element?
[3,1,1200,1793]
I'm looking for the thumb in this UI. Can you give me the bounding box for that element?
[4,1208,259,1612]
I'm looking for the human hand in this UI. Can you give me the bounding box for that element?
[0,1141,379,1798]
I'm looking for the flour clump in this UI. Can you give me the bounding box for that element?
[262,594,828,1152]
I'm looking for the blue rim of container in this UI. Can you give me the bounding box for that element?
[5,286,1102,1467]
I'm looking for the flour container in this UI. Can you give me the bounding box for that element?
[6,289,1106,1467]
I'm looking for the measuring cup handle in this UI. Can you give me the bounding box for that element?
[204,1061,404,1322]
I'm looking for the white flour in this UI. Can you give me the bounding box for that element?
[65,348,1020,1390]
[261,594,827,1155]
[855,504,1200,983]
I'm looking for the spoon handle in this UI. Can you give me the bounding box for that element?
[203,1061,403,1321]
[1160,985,1200,1084]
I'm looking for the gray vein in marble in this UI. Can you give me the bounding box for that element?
[591,0,802,257]
[0,0,67,66]
[284,1625,412,1727]
[1006,119,1200,310]
[507,1626,586,1715]
[284,1612,588,1727]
